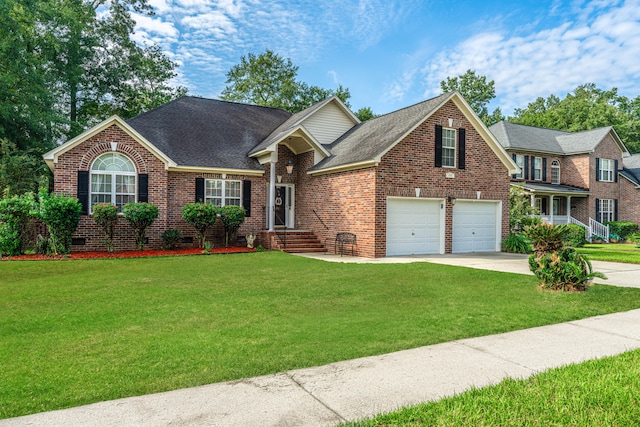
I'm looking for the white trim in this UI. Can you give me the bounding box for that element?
[250,125,331,161]
[167,165,264,176]
[307,160,378,176]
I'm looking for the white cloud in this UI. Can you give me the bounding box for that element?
[414,0,640,114]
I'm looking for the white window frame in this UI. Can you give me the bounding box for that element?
[90,153,136,213]
[533,157,542,181]
[599,158,614,182]
[551,160,560,184]
[205,179,242,207]
[441,128,456,168]
[599,199,614,223]
[514,155,524,179]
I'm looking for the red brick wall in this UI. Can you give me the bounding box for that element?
[619,176,640,224]
[562,154,590,189]
[589,135,623,221]
[295,151,377,257]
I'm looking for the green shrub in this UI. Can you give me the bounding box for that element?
[122,202,159,250]
[0,222,20,256]
[528,248,606,292]
[502,233,531,254]
[0,192,36,255]
[525,223,567,260]
[627,232,640,246]
[509,187,539,232]
[92,203,118,252]
[182,203,219,248]
[161,229,183,250]
[605,221,639,240]
[37,191,82,255]
[563,223,587,248]
[219,205,246,247]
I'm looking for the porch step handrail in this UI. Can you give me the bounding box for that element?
[312,209,330,230]
[568,216,590,241]
[589,218,610,243]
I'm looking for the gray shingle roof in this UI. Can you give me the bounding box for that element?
[489,121,615,155]
[310,93,453,171]
[622,154,640,185]
[515,182,590,195]
[127,96,291,170]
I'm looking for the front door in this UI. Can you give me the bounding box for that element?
[273,184,294,228]
[274,186,287,226]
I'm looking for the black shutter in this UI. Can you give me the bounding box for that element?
[511,154,517,179]
[77,171,89,215]
[614,199,618,221]
[542,158,547,181]
[434,125,443,168]
[524,156,529,180]
[243,180,251,217]
[595,198,601,222]
[614,160,619,182]
[195,178,205,203]
[458,128,466,170]
[138,174,148,203]
[595,158,600,182]
[531,157,536,180]
[541,198,547,215]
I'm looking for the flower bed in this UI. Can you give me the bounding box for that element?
[4,247,256,261]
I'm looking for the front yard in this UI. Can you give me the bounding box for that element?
[577,243,640,264]
[2,251,640,419]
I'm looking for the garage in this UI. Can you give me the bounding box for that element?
[452,201,501,253]
[386,198,444,256]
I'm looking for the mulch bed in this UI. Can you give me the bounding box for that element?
[3,247,256,261]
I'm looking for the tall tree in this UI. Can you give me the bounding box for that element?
[440,70,505,126]
[221,50,355,113]
[510,84,640,153]
[0,0,59,152]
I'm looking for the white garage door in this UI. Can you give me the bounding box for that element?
[387,198,443,256]
[452,201,500,253]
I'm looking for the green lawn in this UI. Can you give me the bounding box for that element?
[577,243,640,264]
[2,251,640,419]
[346,348,640,426]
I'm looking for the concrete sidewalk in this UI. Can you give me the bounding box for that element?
[297,251,640,288]
[3,310,640,427]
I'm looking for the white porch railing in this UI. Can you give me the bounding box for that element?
[589,218,610,242]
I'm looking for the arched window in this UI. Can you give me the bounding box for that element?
[551,160,560,184]
[90,153,136,212]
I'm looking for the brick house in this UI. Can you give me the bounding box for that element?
[489,121,640,238]
[44,92,518,257]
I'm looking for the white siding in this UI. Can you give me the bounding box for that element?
[302,103,356,145]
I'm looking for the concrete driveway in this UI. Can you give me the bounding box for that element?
[296,251,640,288]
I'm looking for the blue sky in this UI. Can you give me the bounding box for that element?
[133,0,640,116]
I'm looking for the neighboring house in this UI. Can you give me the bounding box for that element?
[489,121,639,237]
[44,92,518,257]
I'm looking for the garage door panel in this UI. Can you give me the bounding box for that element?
[453,201,499,253]
[387,198,443,256]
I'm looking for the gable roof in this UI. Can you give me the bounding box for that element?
[489,121,629,155]
[309,92,518,175]
[248,96,357,160]
[127,97,291,171]
[43,116,175,171]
